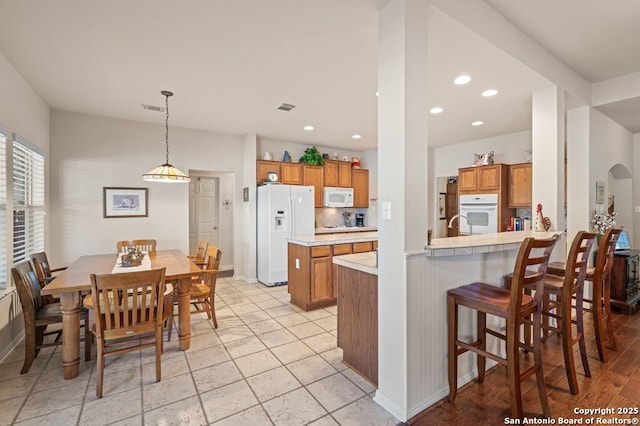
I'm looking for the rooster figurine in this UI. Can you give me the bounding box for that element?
[534,203,551,232]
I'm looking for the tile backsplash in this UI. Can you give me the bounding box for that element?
[315,207,370,228]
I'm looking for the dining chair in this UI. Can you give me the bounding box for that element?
[546,227,621,362]
[31,251,66,287]
[116,239,157,254]
[537,231,597,394]
[447,234,558,419]
[168,246,222,337]
[89,268,167,398]
[187,240,208,268]
[13,260,91,374]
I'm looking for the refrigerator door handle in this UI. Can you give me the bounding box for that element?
[289,197,295,236]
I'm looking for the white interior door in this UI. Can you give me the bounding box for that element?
[189,176,220,254]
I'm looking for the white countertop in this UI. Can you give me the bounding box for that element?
[418,230,563,257]
[287,231,378,246]
[315,226,377,234]
[333,252,378,276]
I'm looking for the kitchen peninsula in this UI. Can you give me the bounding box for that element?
[330,229,563,414]
[286,231,378,311]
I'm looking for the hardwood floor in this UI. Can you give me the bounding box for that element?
[409,308,640,425]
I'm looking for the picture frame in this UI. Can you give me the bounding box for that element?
[439,192,446,219]
[595,181,605,204]
[103,187,148,218]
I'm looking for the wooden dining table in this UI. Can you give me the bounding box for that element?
[42,249,202,379]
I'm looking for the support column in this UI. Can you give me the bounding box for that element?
[532,86,565,236]
[376,0,430,421]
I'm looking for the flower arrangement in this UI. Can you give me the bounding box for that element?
[591,209,616,234]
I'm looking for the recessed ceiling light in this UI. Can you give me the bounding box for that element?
[352,134,362,139]
[303,125,314,131]
[430,107,444,114]
[471,120,484,126]
[482,89,498,97]
[454,75,471,85]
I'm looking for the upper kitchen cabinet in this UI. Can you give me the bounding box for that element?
[324,160,353,188]
[303,165,324,207]
[509,163,532,207]
[352,169,369,208]
[281,163,303,185]
[257,160,281,184]
[458,164,507,194]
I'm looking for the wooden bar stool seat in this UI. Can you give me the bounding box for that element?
[447,234,559,419]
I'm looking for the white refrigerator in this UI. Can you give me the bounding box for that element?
[257,184,315,286]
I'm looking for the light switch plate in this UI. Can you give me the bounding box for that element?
[382,202,391,220]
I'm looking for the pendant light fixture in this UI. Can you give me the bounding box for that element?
[142,90,190,183]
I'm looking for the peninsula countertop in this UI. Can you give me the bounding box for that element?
[419,230,563,257]
[333,252,378,276]
[286,231,378,247]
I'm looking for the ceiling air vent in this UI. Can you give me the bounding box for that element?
[277,103,296,111]
[142,104,166,112]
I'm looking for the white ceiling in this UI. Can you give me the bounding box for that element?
[0,0,638,151]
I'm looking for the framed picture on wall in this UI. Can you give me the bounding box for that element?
[439,192,446,219]
[103,187,148,218]
[595,181,605,204]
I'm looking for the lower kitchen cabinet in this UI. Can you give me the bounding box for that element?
[288,240,376,311]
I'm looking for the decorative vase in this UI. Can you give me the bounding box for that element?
[283,150,291,162]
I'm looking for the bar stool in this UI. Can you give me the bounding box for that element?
[538,231,596,394]
[447,234,559,418]
[546,227,621,362]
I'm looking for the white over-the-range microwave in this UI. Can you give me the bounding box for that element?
[323,187,354,207]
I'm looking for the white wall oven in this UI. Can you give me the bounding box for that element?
[458,194,498,235]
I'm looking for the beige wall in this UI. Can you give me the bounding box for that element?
[0,53,51,360]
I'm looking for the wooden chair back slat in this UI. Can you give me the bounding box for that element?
[116,239,157,254]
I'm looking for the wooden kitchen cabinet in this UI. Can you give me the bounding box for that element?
[324,160,353,188]
[303,165,324,207]
[256,160,281,184]
[352,169,369,207]
[509,163,532,207]
[458,167,477,192]
[288,240,378,311]
[281,163,303,185]
[338,162,352,187]
[458,164,505,194]
[353,241,373,253]
[311,255,333,304]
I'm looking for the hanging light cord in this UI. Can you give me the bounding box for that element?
[164,92,170,165]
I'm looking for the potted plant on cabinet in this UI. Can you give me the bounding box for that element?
[299,146,324,166]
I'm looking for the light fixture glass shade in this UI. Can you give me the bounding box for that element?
[143,90,190,183]
[143,163,190,182]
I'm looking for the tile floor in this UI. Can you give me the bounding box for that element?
[0,277,401,425]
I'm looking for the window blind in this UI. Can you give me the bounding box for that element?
[12,140,44,265]
[0,132,6,287]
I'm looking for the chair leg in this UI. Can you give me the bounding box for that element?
[155,326,162,382]
[96,340,104,398]
[21,324,38,374]
[575,290,591,378]
[83,310,91,362]
[476,311,486,383]
[506,318,523,419]
[603,277,617,353]
[447,294,458,402]
[532,308,551,417]
[559,295,579,394]
[592,278,607,362]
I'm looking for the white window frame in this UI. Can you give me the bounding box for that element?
[0,129,7,288]
[12,135,45,270]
